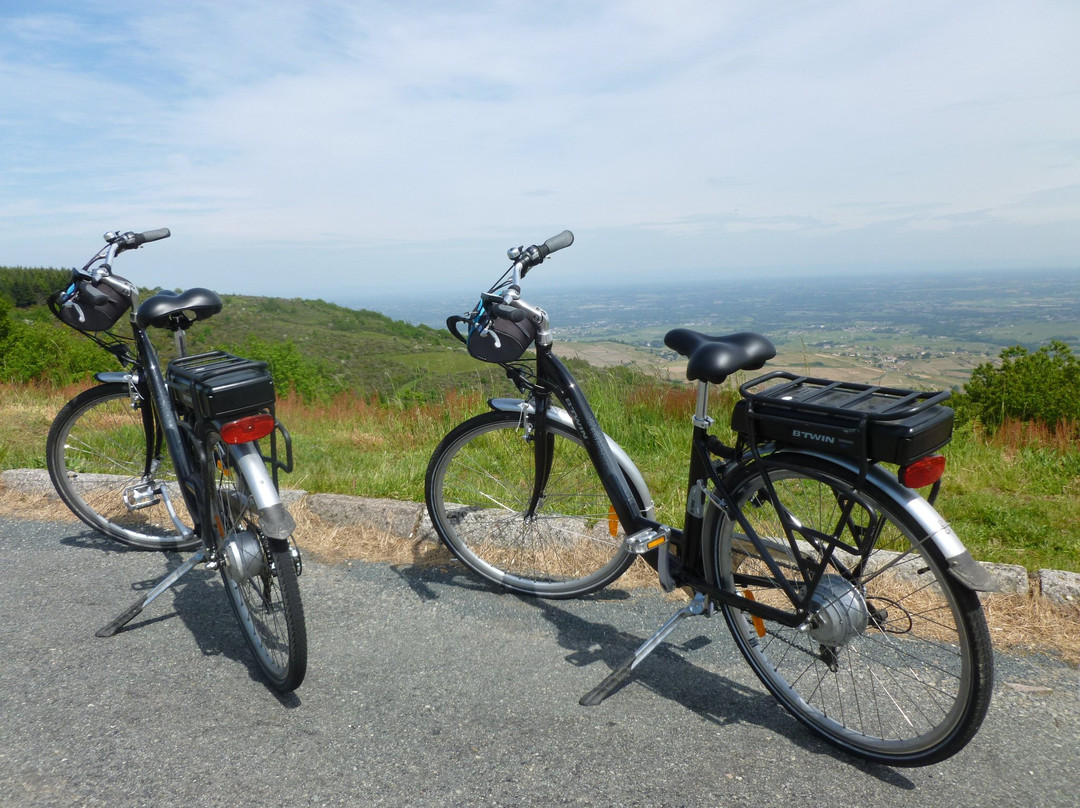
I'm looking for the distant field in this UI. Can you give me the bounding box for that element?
[509,267,1080,391]
[556,336,991,391]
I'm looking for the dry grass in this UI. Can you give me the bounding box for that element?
[0,486,78,521]
[2,483,1077,664]
[983,416,1080,455]
[979,591,1080,665]
[289,498,454,567]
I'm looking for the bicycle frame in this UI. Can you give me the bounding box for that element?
[521,339,1001,631]
[515,343,817,627]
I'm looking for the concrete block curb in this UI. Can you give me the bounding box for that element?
[4,468,1078,608]
[1039,568,1080,608]
[305,493,426,540]
[980,562,1031,595]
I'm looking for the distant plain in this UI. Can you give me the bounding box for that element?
[367,267,1080,390]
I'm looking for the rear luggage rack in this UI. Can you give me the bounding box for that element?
[731,371,954,466]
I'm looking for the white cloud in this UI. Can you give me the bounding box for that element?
[0,0,1077,296]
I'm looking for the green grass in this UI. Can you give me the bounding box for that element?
[4,375,1079,574]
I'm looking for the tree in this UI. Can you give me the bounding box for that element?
[958,340,1080,427]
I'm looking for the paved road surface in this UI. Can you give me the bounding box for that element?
[1,515,1077,807]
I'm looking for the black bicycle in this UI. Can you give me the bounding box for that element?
[425,230,995,765]
[47,229,306,692]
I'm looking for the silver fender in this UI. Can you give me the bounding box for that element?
[488,398,655,519]
[229,442,295,540]
[723,449,997,593]
[95,371,130,384]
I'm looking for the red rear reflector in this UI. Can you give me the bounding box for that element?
[220,413,275,445]
[899,455,946,489]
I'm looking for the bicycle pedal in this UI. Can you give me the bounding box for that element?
[123,483,160,510]
[624,526,669,554]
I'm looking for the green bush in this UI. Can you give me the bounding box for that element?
[0,314,110,384]
[954,340,1080,428]
[226,335,346,401]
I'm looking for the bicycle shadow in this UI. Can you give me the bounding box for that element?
[391,558,914,788]
[61,527,300,706]
[389,554,634,605]
[523,595,916,787]
[60,528,148,556]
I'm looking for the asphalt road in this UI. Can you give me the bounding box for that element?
[1,514,1077,808]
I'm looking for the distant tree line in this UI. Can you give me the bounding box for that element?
[0,266,72,308]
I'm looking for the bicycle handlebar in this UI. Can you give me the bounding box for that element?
[448,230,572,345]
[507,229,574,277]
[110,228,171,254]
[131,227,171,245]
[491,302,526,322]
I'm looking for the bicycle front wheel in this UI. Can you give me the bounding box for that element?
[210,438,306,692]
[425,410,637,598]
[46,383,197,550]
[711,453,993,766]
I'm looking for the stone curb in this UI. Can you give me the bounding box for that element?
[4,468,1078,608]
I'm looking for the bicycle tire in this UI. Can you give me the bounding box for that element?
[425,410,639,598]
[709,452,993,766]
[46,383,198,550]
[210,437,307,692]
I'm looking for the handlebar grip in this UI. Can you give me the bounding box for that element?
[541,230,574,256]
[79,283,113,305]
[136,228,171,244]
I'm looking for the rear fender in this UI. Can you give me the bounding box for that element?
[716,449,997,593]
[229,442,295,541]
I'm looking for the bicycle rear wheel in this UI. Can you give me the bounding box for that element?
[210,437,306,692]
[425,410,637,598]
[46,383,197,550]
[710,453,993,766]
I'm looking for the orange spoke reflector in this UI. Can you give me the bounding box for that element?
[743,590,767,638]
[608,506,619,538]
[221,413,275,445]
[898,454,946,489]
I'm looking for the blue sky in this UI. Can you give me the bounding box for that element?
[1,0,1078,304]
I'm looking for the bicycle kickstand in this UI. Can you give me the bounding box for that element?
[95,548,206,638]
[579,592,707,706]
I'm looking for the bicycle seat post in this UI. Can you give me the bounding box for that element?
[693,381,714,429]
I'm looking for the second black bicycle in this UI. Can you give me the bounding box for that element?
[425,230,996,766]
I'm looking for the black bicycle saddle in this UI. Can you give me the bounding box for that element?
[664,328,776,384]
[135,288,223,329]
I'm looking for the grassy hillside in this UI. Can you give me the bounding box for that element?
[0,266,511,399]
[3,266,1079,575]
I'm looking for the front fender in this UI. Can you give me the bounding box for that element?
[487,397,655,519]
[95,371,130,384]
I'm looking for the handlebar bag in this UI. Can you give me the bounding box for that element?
[466,308,536,363]
[49,277,131,332]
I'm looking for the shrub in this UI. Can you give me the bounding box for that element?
[955,340,1080,429]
